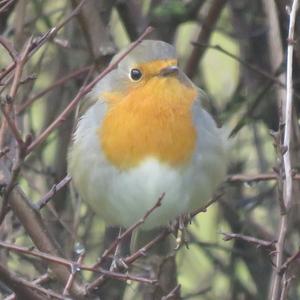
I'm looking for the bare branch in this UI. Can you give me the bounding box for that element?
[35,175,72,210]
[270,1,299,299]
[0,36,17,61]
[0,240,156,285]
[161,284,181,300]
[222,232,276,249]
[63,251,85,296]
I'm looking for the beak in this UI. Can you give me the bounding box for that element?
[159,65,179,77]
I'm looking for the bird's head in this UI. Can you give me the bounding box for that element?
[93,40,194,100]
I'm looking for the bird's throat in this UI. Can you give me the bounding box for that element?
[98,78,197,170]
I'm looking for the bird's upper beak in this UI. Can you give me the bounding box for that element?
[159,65,179,77]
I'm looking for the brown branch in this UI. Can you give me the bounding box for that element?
[279,274,295,300]
[0,37,33,149]
[222,232,276,250]
[26,26,154,154]
[190,189,223,218]
[0,30,51,83]
[71,0,116,60]
[0,101,24,147]
[227,172,300,183]
[8,37,32,99]
[0,142,27,224]
[0,240,156,285]
[35,175,72,210]
[0,0,14,14]
[63,251,85,296]
[270,1,299,299]
[280,249,300,275]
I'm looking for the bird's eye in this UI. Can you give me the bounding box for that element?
[130,68,142,81]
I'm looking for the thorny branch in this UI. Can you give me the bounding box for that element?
[269,1,299,299]
[0,240,156,285]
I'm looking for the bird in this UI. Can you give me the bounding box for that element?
[68,40,228,231]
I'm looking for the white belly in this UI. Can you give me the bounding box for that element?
[68,101,227,229]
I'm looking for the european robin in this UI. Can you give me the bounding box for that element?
[68,40,227,230]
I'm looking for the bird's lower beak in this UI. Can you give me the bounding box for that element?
[159,65,179,77]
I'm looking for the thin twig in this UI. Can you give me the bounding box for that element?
[283,2,297,210]
[222,232,276,249]
[161,284,181,300]
[35,175,72,209]
[227,172,300,183]
[9,37,33,99]
[270,1,299,299]
[0,0,14,13]
[0,102,24,147]
[0,37,33,149]
[279,249,300,274]
[280,274,294,300]
[63,251,85,296]
[0,240,156,284]
[190,190,223,218]
[0,36,17,61]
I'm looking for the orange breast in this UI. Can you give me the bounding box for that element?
[98,77,197,170]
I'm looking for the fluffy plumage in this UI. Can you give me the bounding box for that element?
[68,40,227,229]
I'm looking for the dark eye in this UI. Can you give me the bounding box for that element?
[130,68,142,81]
